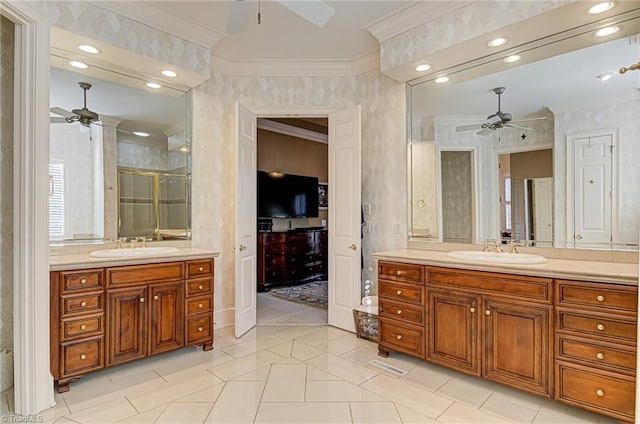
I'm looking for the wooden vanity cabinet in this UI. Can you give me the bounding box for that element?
[51,258,214,392]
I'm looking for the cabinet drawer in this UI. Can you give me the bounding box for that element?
[557,335,636,374]
[287,233,315,245]
[186,314,213,344]
[556,362,635,421]
[379,300,423,325]
[187,259,214,278]
[429,267,551,303]
[186,295,213,315]
[61,292,103,317]
[60,337,104,377]
[61,314,103,340]
[379,320,424,358]
[379,281,424,305]
[186,278,213,297]
[556,308,636,343]
[107,262,184,287]
[378,261,424,284]
[265,255,285,267]
[556,281,637,314]
[61,269,103,293]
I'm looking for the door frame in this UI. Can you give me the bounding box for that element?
[566,128,617,248]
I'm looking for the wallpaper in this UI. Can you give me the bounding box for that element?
[0,14,14,388]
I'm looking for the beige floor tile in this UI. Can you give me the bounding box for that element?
[395,405,440,423]
[160,365,223,385]
[349,401,402,423]
[311,326,353,340]
[40,400,71,424]
[254,402,351,423]
[306,353,379,385]
[305,380,386,402]
[51,418,79,424]
[316,333,368,356]
[360,373,453,419]
[291,340,323,361]
[262,364,306,402]
[63,377,166,413]
[489,387,547,411]
[436,374,494,407]
[64,397,138,424]
[273,357,305,365]
[115,405,167,424]
[212,335,248,350]
[176,383,225,403]
[221,334,287,358]
[204,381,264,423]
[481,393,539,424]
[209,350,282,381]
[271,325,321,341]
[232,366,271,382]
[437,402,511,423]
[267,340,293,357]
[532,401,617,424]
[306,366,342,381]
[155,402,213,424]
[295,333,329,347]
[398,362,455,392]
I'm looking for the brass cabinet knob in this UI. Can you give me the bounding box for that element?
[396,334,403,340]
[470,307,476,313]
[80,324,87,330]
[596,324,605,331]
[596,295,605,302]
[596,389,604,397]
[140,297,145,303]
[80,354,87,360]
[198,266,204,271]
[154,295,159,300]
[198,285,204,290]
[198,303,204,308]
[396,290,402,295]
[80,278,87,285]
[197,327,203,332]
[485,310,491,315]
[396,309,402,315]
[396,270,405,276]
[80,301,87,307]
[596,352,605,360]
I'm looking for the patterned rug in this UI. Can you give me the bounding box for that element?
[267,280,328,309]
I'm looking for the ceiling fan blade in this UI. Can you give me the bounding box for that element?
[90,121,134,135]
[226,0,252,34]
[50,117,67,124]
[456,124,482,132]
[50,107,74,118]
[278,0,335,28]
[505,124,534,131]
[477,128,493,136]
[510,116,547,124]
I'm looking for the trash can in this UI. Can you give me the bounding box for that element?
[353,296,378,342]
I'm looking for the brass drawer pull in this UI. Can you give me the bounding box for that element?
[80,278,87,285]
[396,309,402,315]
[197,326,204,332]
[396,290,402,295]
[198,285,204,290]
[596,389,604,397]
[596,324,605,331]
[140,297,145,303]
[154,295,159,301]
[80,301,87,307]
[198,303,204,309]
[596,352,605,360]
[396,270,405,276]
[470,307,475,313]
[198,266,204,272]
[80,354,87,360]
[596,295,605,302]
[396,334,403,340]
[80,324,87,330]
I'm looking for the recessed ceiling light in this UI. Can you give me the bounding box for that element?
[595,26,619,37]
[69,61,88,69]
[435,76,449,84]
[180,146,189,152]
[487,37,508,48]
[78,44,99,54]
[415,64,431,72]
[161,70,178,78]
[596,72,614,81]
[589,2,615,14]
[145,82,162,89]
[503,55,521,63]
[133,131,151,137]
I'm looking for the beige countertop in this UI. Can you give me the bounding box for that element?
[373,249,638,285]
[50,247,219,271]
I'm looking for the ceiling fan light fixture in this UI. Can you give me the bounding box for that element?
[78,44,99,54]
[146,82,162,89]
[133,131,151,137]
[435,76,449,84]
[595,26,619,37]
[597,72,614,81]
[589,2,615,14]
[503,55,521,63]
[69,61,88,69]
[487,37,508,48]
[415,64,431,72]
[161,70,178,78]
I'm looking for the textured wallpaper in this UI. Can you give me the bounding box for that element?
[0,14,14,388]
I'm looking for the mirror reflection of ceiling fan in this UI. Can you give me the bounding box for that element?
[226,0,335,33]
[456,87,547,136]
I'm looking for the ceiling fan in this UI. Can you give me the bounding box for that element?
[226,0,335,33]
[456,87,546,136]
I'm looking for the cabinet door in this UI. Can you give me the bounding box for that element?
[107,286,148,366]
[149,282,185,355]
[483,298,551,397]
[427,289,480,376]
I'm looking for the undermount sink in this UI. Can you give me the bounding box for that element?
[89,246,179,258]
[447,250,548,265]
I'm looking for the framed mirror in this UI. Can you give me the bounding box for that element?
[49,53,191,244]
[408,11,640,251]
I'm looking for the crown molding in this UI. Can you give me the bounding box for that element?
[211,52,378,78]
[367,1,473,43]
[258,119,328,144]
[89,1,222,49]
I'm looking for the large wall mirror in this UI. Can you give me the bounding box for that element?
[49,52,191,244]
[409,10,640,251]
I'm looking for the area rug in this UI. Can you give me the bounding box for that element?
[267,280,328,309]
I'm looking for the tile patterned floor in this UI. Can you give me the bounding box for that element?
[0,300,618,424]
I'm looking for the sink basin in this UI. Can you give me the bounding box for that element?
[447,250,548,265]
[89,247,179,258]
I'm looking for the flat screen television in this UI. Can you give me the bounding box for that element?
[257,171,319,218]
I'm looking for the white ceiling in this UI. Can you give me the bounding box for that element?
[143,0,417,61]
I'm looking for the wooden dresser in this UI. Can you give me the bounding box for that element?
[50,257,214,392]
[257,229,327,291]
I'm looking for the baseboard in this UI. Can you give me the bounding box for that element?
[214,307,234,329]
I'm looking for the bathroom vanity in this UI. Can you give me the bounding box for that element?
[49,248,217,392]
[374,249,638,422]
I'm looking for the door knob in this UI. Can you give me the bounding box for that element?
[576,234,583,240]
[349,244,357,251]
[239,245,247,251]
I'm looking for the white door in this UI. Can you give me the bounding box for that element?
[328,105,362,332]
[511,179,526,242]
[533,177,553,247]
[235,102,258,337]
[573,134,612,248]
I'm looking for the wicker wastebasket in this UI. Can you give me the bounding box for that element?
[353,305,378,342]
